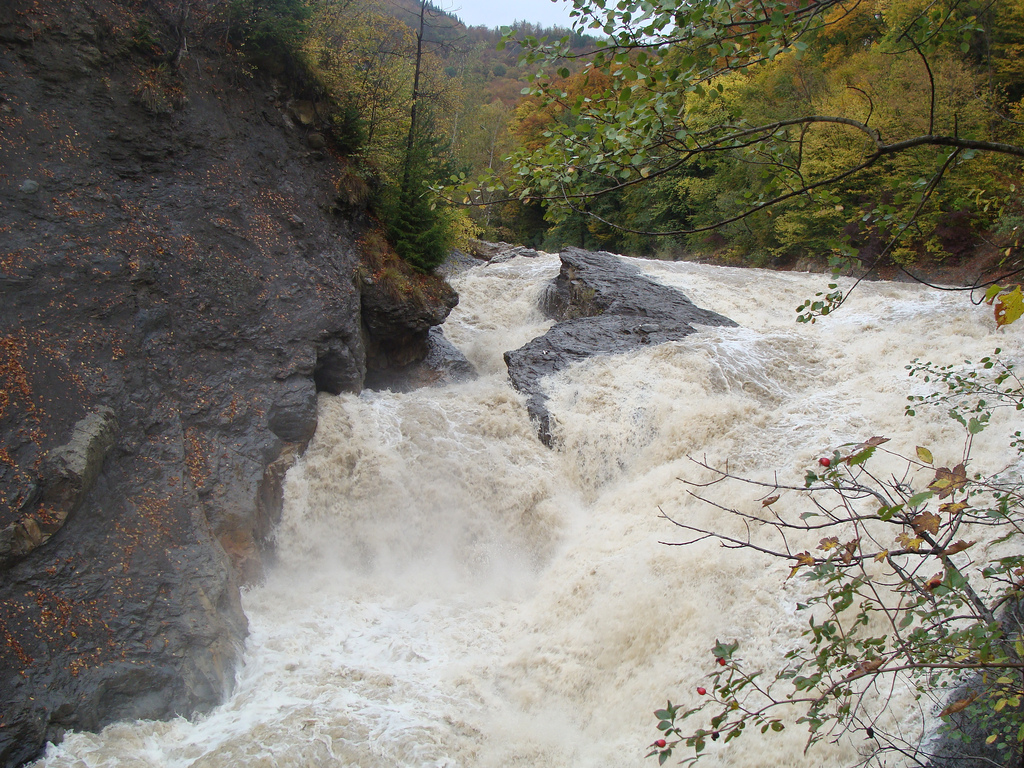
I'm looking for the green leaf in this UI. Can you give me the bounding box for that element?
[916,446,933,464]
[847,446,876,466]
[907,491,933,508]
[985,284,1005,302]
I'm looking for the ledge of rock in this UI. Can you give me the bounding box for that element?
[361,275,462,391]
[0,407,117,570]
[363,327,475,393]
[504,247,738,445]
[464,240,544,263]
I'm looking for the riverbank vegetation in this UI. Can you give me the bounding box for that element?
[130,0,1024,286]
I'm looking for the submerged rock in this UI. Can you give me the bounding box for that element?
[504,248,737,444]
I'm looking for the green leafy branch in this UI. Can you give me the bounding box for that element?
[651,351,1024,766]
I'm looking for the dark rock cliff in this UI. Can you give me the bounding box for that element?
[0,2,452,764]
[505,247,738,445]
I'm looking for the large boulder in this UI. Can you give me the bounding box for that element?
[505,248,738,444]
[361,273,460,390]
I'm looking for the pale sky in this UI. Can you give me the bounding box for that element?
[448,0,578,30]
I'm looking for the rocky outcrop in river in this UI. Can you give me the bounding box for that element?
[505,248,738,444]
[0,2,454,764]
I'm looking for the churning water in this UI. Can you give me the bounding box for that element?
[37,254,1021,767]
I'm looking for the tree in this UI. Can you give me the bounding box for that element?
[303,1,415,157]
[647,352,1024,766]
[386,0,465,271]
[228,0,313,63]
[469,0,1024,311]
[300,0,467,272]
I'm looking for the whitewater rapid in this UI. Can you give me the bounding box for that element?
[36,254,1020,768]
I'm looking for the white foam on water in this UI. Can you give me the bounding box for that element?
[36,253,1021,768]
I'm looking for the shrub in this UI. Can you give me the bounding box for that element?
[649,350,1024,767]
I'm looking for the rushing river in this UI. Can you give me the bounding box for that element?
[36,253,1020,767]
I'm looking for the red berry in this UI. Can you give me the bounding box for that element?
[655,739,667,748]
[697,686,707,695]
[716,657,726,666]
[818,457,831,467]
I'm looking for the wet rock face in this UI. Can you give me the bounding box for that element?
[361,276,461,391]
[926,600,1024,768]
[364,326,476,392]
[0,1,368,764]
[0,408,117,569]
[505,248,738,444]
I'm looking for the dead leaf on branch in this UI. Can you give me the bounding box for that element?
[929,464,968,499]
[939,692,979,717]
[993,285,1023,328]
[841,436,890,464]
[940,501,969,516]
[911,511,941,536]
[897,532,924,551]
[788,551,816,580]
[841,540,859,565]
[818,536,840,551]
[846,658,884,678]
[761,495,780,507]
[942,540,975,556]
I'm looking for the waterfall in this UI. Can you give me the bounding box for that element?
[36,254,1019,768]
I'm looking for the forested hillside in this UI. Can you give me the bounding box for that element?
[464,0,1024,281]
[217,0,599,267]
[233,0,1023,283]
